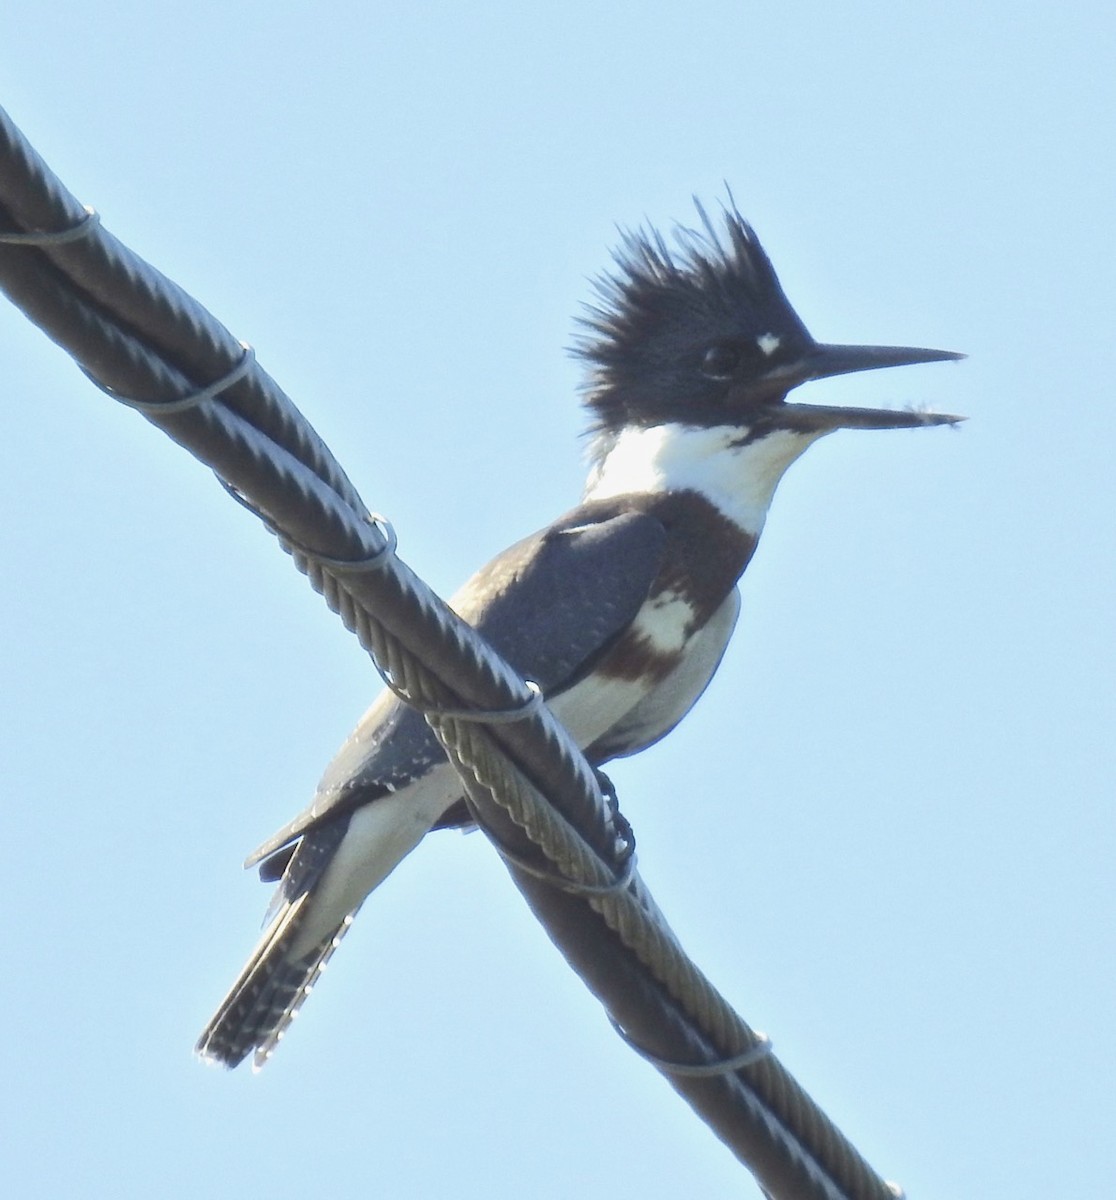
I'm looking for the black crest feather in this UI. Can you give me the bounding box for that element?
[575,201,813,437]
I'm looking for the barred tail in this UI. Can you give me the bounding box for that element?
[195,893,357,1070]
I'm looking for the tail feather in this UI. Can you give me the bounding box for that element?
[195,893,357,1070]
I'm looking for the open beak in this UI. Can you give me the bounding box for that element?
[764,340,965,431]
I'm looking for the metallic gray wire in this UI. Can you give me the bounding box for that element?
[0,100,906,1200]
[0,204,100,244]
[0,112,364,513]
[609,1018,774,1076]
[85,343,257,415]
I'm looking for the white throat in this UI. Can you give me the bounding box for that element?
[584,422,825,535]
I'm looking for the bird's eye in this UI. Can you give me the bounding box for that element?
[700,342,740,381]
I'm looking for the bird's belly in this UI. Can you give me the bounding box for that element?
[547,586,731,753]
[548,672,659,749]
[590,589,740,759]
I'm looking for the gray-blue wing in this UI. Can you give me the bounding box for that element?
[245,506,667,869]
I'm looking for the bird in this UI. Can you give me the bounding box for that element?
[196,202,961,1069]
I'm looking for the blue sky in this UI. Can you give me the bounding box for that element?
[1,3,1113,1197]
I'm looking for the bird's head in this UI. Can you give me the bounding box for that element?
[576,203,962,455]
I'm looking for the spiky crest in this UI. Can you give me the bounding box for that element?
[575,202,814,441]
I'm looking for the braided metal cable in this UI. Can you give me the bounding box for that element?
[274,534,899,1199]
[0,111,364,511]
[0,99,907,1200]
[434,707,901,1200]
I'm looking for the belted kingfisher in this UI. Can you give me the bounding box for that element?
[196,204,961,1069]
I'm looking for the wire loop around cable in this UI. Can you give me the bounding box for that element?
[299,514,399,574]
[492,828,637,897]
[0,205,101,245]
[400,677,546,725]
[609,1018,774,1077]
[459,785,637,898]
[84,342,256,415]
[217,479,399,588]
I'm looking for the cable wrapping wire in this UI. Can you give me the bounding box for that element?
[0,100,905,1200]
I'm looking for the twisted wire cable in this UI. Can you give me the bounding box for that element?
[0,111,363,511]
[436,711,901,1200]
[0,99,906,1200]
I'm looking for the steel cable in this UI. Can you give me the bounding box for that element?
[0,99,906,1200]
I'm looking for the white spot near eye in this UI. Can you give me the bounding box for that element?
[756,332,781,356]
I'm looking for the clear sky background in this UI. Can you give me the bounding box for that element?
[1,4,1113,1197]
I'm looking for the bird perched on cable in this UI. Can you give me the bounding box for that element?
[196,202,961,1069]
